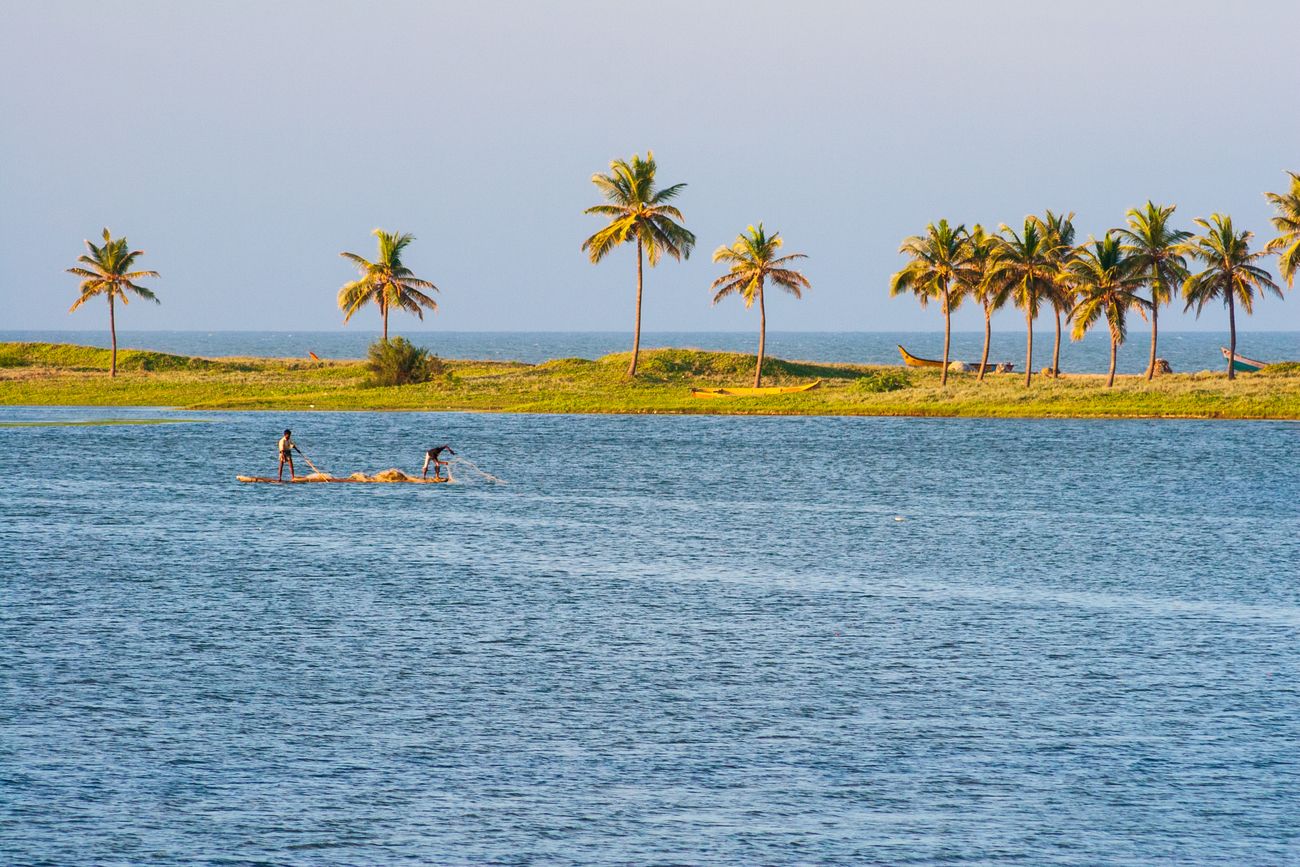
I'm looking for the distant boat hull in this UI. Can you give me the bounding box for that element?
[897,345,1010,372]
[1221,347,1267,373]
[691,380,821,398]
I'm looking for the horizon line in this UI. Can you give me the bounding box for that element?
[2,328,1297,335]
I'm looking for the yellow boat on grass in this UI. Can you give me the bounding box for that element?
[690,380,821,398]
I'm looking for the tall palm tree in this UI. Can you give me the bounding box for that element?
[1180,214,1282,380]
[1114,202,1191,380]
[582,151,695,377]
[711,224,810,387]
[338,229,439,342]
[1037,210,1077,376]
[67,228,160,378]
[960,224,1009,380]
[889,219,970,385]
[1068,234,1149,387]
[1264,171,1300,289]
[987,218,1061,386]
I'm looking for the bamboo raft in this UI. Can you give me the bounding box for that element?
[237,469,450,484]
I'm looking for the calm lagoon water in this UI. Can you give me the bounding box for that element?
[2,407,1298,864]
[4,329,1299,375]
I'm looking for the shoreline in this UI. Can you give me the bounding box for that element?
[1,341,1297,421]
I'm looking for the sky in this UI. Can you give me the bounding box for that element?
[2,0,1299,334]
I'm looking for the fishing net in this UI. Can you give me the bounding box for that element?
[446,455,507,485]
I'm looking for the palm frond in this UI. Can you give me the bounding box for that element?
[340,251,374,270]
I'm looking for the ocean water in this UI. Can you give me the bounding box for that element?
[4,329,1298,375]
[2,406,1297,864]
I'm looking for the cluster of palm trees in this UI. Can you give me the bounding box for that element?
[66,165,1298,385]
[581,151,809,386]
[891,173,1300,386]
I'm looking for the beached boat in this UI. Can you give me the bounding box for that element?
[237,470,449,484]
[897,345,1011,372]
[690,380,821,398]
[1221,347,1267,373]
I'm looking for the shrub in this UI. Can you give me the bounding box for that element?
[366,337,442,386]
[852,369,912,393]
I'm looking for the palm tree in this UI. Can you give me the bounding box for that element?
[960,224,1009,380]
[1037,210,1077,376]
[1114,202,1191,380]
[711,224,810,387]
[1180,214,1282,380]
[338,229,439,342]
[987,218,1061,386]
[67,228,160,377]
[1068,234,1149,387]
[1265,171,1300,289]
[889,219,970,385]
[582,151,695,377]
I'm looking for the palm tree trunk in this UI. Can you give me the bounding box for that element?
[1146,305,1158,381]
[382,297,389,342]
[1051,307,1062,376]
[940,288,951,386]
[108,293,117,378]
[1107,334,1117,388]
[628,237,643,378]
[978,306,991,381]
[1024,310,1034,387]
[1226,289,1236,381]
[754,284,767,388]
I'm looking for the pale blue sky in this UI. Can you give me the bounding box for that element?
[2,0,1298,332]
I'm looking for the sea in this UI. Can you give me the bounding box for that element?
[3,329,1298,374]
[2,406,1297,864]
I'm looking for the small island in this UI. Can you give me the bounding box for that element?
[1,341,1296,420]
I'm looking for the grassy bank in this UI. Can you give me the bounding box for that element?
[1,342,1297,419]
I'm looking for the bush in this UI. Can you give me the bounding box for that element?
[366,337,442,386]
[852,369,912,393]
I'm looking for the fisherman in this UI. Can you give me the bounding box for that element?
[277,428,302,481]
[422,444,456,480]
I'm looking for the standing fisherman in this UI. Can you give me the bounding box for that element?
[422,444,456,480]
[277,429,302,481]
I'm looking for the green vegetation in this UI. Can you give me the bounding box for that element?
[890,219,967,385]
[338,229,439,341]
[1265,171,1300,288]
[582,151,695,378]
[958,225,1005,381]
[1068,234,1150,388]
[710,223,810,387]
[0,342,219,371]
[1181,215,1282,380]
[366,337,442,386]
[2,342,1296,420]
[988,217,1060,386]
[66,228,160,377]
[893,176,1300,388]
[1116,202,1191,380]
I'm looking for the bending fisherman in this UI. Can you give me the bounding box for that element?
[277,429,302,481]
[422,444,456,480]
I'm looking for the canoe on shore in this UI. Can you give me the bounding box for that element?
[897,345,1011,372]
[1221,347,1267,373]
[237,470,450,484]
[691,380,821,398]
